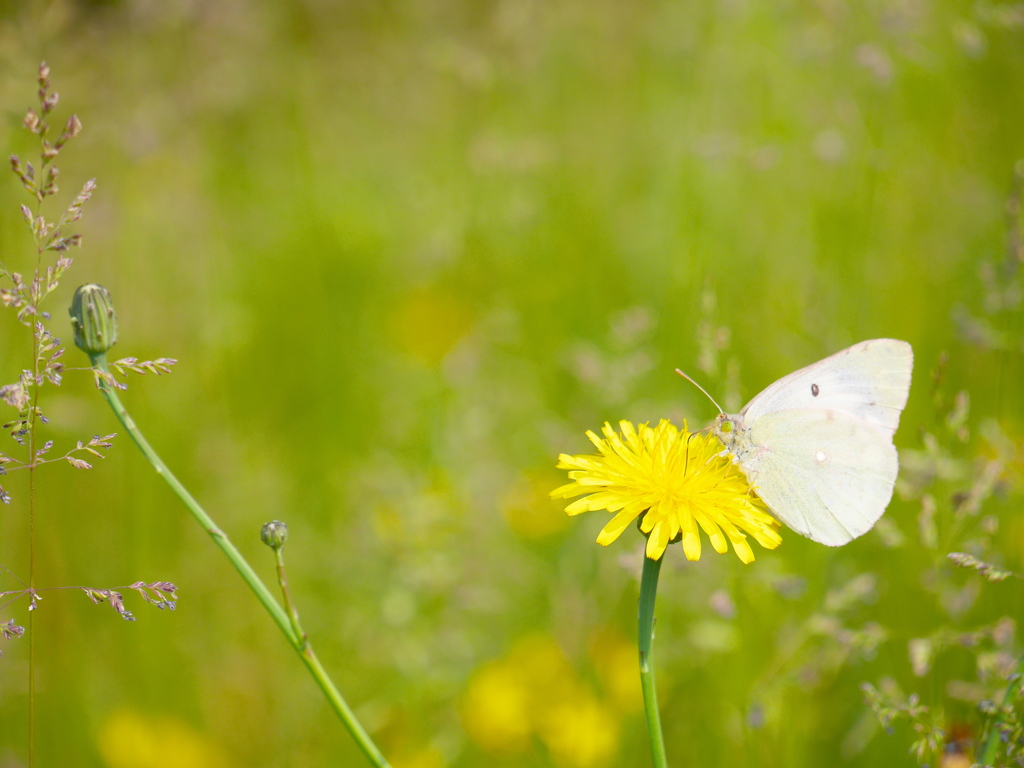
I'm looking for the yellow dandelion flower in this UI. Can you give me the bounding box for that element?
[98,709,231,768]
[538,695,619,768]
[461,661,533,753]
[551,419,782,562]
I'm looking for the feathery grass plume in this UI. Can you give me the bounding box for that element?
[0,574,178,642]
[0,64,185,768]
[861,681,947,763]
[947,552,1015,582]
[0,68,180,626]
[80,581,178,620]
[552,419,781,562]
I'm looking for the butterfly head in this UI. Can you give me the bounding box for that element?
[712,413,739,447]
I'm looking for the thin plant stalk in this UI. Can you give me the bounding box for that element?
[27,442,34,768]
[638,552,668,768]
[273,543,305,645]
[88,352,391,768]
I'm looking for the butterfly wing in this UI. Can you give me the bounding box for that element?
[726,338,913,545]
[735,408,899,545]
[740,338,913,434]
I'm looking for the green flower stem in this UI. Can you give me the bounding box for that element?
[89,353,390,768]
[274,546,306,648]
[978,654,1024,766]
[638,552,668,768]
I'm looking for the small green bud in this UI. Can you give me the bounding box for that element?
[261,520,288,550]
[70,284,118,356]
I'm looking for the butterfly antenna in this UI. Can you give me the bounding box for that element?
[675,369,725,414]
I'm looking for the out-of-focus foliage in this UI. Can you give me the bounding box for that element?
[0,1,1022,766]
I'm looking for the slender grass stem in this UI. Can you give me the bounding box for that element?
[27,454,34,768]
[89,352,391,768]
[977,654,1024,766]
[28,212,46,768]
[638,553,668,768]
[274,547,306,648]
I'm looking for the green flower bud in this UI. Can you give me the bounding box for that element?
[70,284,118,356]
[261,520,288,550]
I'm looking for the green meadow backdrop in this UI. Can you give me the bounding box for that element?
[0,1,1023,766]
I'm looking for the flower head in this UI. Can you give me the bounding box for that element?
[260,520,289,551]
[551,419,781,562]
[70,283,118,356]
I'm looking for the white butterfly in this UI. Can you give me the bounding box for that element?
[699,339,913,546]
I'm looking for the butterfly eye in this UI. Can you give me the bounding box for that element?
[720,420,733,433]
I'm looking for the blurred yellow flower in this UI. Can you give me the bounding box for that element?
[98,709,230,768]
[461,634,621,767]
[538,696,619,768]
[461,659,533,752]
[551,419,781,562]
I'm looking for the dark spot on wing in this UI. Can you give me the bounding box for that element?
[811,383,819,397]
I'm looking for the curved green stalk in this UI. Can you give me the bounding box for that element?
[89,352,390,768]
[639,553,668,768]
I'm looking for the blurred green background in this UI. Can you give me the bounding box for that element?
[0,1,1023,766]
